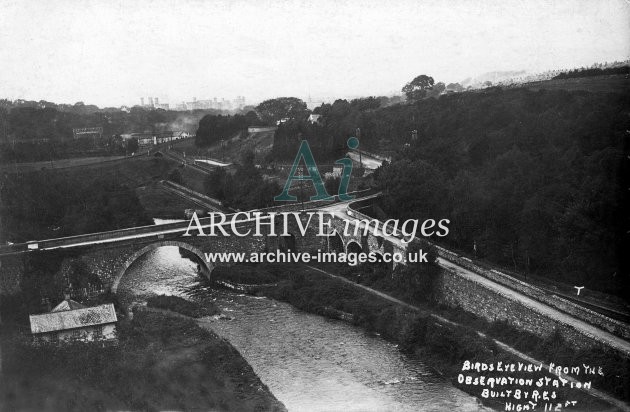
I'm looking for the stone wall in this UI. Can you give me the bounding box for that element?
[0,255,24,295]
[435,246,630,341]
[436,268,624,354]
[346,197,630,344]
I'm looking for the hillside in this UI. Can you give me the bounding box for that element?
[284,85,628,297]
[374,87,627,295]
[519,74,629,94]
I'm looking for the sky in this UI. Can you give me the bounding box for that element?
[1,0,629,107]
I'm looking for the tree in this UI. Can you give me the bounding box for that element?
[255,97,308,125]
[0,107,8,142]
[127,138,139,153]
[402,75,435,101]
[427,82,446,98]
[446,82,464,93]
[244,110,260,125]
[195,114,250,147]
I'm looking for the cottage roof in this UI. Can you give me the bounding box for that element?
[52,299,86,312]
[29,303,117,334]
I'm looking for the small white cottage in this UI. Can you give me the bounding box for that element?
[29,298,118,344]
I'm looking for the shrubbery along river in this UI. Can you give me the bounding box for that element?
[119,246,488,411]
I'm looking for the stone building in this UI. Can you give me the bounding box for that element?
[29,298,117,344]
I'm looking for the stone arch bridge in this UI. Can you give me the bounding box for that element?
[0,196,405,296]
[3,197,630,357]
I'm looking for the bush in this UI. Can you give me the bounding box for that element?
[167,168,183,184]
[146,295,219,318]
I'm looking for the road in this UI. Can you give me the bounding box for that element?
[195,158,231,167]
[347,151,383,170]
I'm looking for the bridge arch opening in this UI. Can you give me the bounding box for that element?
[278,234,297,253]
[111,240,213,294]
[346,240,362,254]
[375,235,384,249]
[327,231,344,253]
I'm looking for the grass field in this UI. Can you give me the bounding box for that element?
[4,155,211,223]
[71,156,211,217]
[0,155,127,173]
[518,74,629,93]
[51,156,175,187]
[179,165,209,193]
[136,182,200,219]
[170,137,201,153]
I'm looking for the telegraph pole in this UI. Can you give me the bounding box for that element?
[298,166,304,211]
[355,127,362,170]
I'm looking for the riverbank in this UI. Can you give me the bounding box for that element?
[211,262,627,411]
[114,244,484,410]
[146,294,221,317]
[0,310,286,412]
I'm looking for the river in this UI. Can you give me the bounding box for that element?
[119,246,490,412]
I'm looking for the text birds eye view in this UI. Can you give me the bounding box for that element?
[0,0,629,411]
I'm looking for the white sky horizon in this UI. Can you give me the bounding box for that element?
[1,0,629,108]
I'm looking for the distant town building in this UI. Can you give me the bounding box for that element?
[139,96,246,111]
[72,127,103,141]
[234,95,246,110]
[29,298,117,344]
[121,131,190,151]
[247,126,277,133]
[307,114,322,124]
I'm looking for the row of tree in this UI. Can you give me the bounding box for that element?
[268,96,407,161]
[0,100,228,161]
[194,111,260,147]
[251,78,627,296]
[553,66,629,80]
[402,75,465,101]
[366,87,627,295]
[194,76,626,298]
